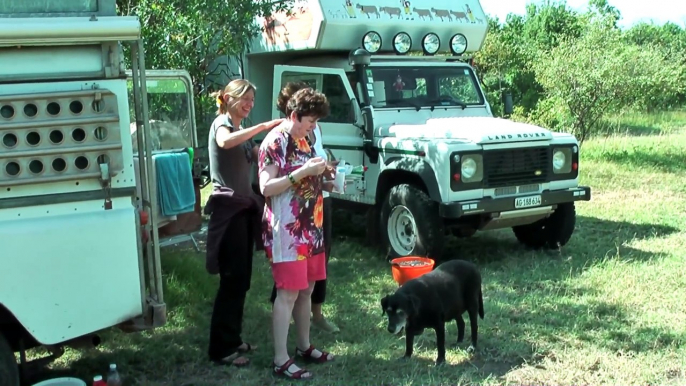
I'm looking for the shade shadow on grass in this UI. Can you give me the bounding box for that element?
[326,209,681,374]
[21,248,276,386]
[24,207,682,385]
[585,148,686,174]
[594,124,666,137]
[443,215,679,263]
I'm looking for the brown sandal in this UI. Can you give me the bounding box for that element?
[295,344,335,364]
[237,342,256,353]
[213,351,250,367]
[273,357,313,380]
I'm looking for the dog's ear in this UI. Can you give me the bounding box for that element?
[380,295,389,316]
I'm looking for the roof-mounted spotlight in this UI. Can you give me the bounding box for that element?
[392,32,412,54]
[362,31,382,53]
[421,32,440,55]
[450,33,468,55]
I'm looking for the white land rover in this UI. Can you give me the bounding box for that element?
[336,48,591,259]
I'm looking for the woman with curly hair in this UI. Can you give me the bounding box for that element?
[259,87,336,380]
[268,81,340,334]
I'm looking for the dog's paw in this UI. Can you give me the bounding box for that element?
[466,345,476,354]
[398,355,411,362]
[435,358,446,366]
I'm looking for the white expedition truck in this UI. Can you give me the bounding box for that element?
[219,0,592,259]
[0,1,203,384]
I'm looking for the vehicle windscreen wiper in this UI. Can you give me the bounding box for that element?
[427,96,467,110]
[385,98,422,111]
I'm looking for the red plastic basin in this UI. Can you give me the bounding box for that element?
[390,256,435,286]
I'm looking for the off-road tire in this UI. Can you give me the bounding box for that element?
[0,332,19,386]
[512,202,576,249]
[380,184,445,259]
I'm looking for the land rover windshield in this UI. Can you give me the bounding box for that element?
[367,66,485,110]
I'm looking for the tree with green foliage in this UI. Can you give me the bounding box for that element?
[476,0,686,143]
[623,21,686,110]
[530,15,686,143]
[475,1,584,116]
[116,0,293,129]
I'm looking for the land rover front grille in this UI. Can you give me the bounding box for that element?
[483,147,549,188]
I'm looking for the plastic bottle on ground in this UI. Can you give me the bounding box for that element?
[106,363,122,386]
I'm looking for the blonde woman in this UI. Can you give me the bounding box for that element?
[205,79,283,367]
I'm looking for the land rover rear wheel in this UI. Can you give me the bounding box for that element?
[512,202,576,249]
[0,332,19,386]
[381,184,444,260]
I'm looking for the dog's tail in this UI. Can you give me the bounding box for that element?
[478,288,484,319]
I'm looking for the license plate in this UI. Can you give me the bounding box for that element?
[514,195,542,208]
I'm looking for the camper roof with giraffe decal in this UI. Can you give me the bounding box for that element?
[250,0,488,55]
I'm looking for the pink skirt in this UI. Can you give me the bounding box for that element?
[272,252,326,291]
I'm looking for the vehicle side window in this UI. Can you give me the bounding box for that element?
[281,72,353,123]
[438,75,481,104]
[320,74,353,124]
[127,78,193,153]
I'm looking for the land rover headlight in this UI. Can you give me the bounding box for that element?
[393,32,412,54]
[450,33,467,55]
[552,148,572,173]
[461,157,477,179]
[362,31,382,53]
[422,33,440,55]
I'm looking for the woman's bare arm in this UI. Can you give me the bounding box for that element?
[260,164,309,197]
[260,157,326,197]
[215,118,283,150]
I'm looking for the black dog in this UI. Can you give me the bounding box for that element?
[380,259,484,365]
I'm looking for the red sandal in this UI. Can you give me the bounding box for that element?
[273,357,313,380]
[295,344,335,364]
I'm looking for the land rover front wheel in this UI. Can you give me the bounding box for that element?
[381,184,444,259]
[512,202,576,249]
[0,332,19,386]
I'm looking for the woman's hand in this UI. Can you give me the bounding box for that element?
[218,118,285,150]
[262,118,285,132]
[301,157,327,177]
[323,181,335,192]
[322,160,339,180]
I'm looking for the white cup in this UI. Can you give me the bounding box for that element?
[333,166,346,193]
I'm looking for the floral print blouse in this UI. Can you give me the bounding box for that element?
[258,125,325,264]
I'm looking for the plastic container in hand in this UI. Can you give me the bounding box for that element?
[333,166,346,193]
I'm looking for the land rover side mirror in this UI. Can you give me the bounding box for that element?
[350,97,363,128]
[360,105,379,164]
[502,91,514,116]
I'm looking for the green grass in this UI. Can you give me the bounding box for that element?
[33,111,686,385]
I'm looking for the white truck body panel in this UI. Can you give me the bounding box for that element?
[0,16,140,46]
[250,0,488,54]
[0,197,142,344]
[0,79,137,199]
[0,75,143,344]
[0,9,172,351]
